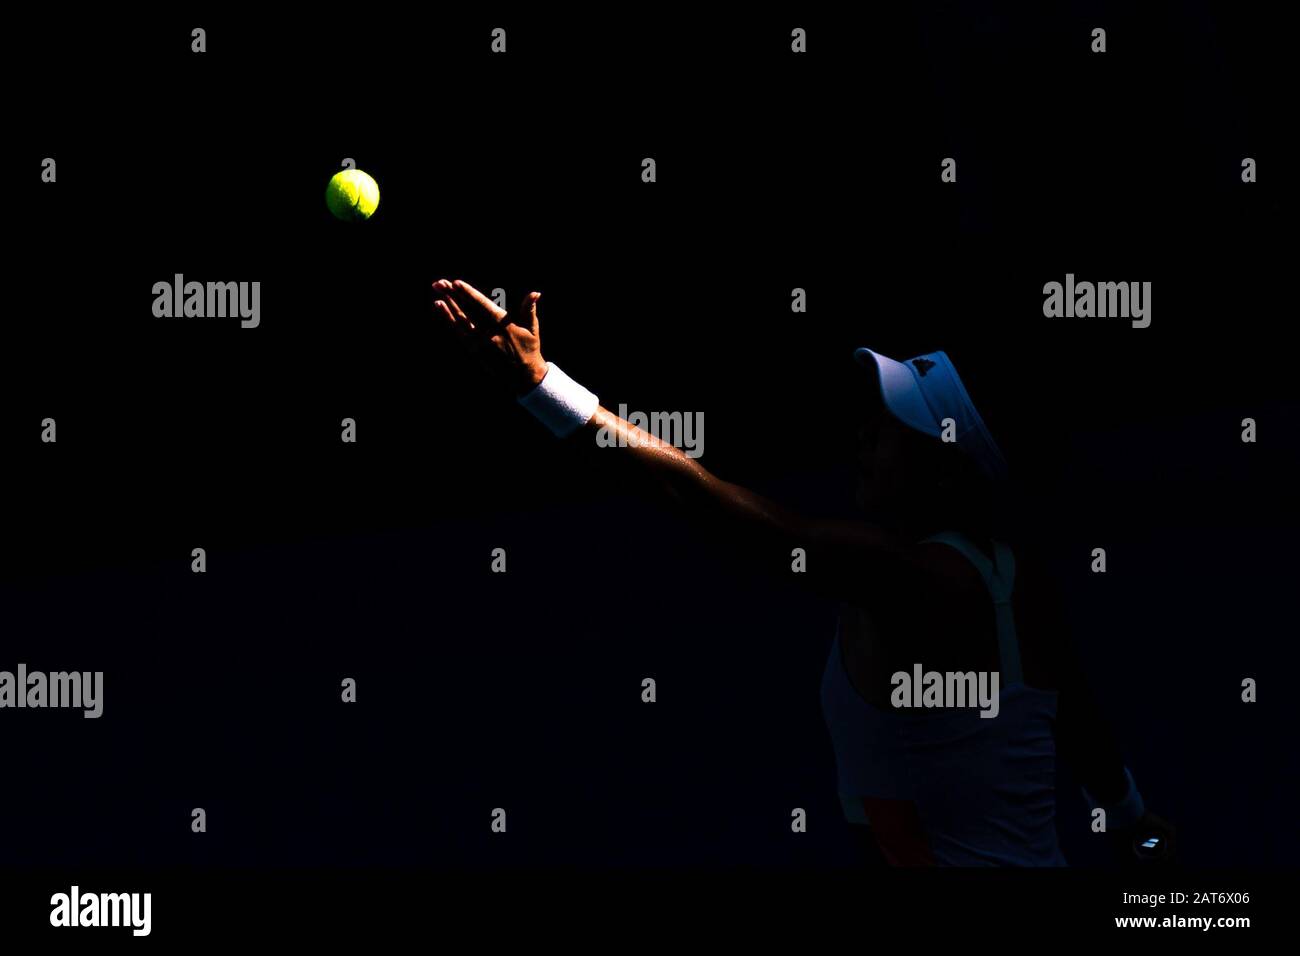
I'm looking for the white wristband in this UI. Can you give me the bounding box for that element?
[517,362,599,437]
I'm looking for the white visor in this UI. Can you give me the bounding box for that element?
[854,347,1008,482]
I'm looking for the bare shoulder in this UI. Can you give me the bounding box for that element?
[837,535,988,620]
[910,539,990,597]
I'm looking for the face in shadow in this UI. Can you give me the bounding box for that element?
[854,402,996,540]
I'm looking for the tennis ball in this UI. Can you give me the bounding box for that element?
[325,169,380,221]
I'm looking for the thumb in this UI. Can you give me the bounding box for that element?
[517,291,541,336]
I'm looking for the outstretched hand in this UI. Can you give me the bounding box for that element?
[432,278,548,394]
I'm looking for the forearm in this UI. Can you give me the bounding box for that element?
[514,359,797,540]
[578,405,798,543]
[582,405,707,488]
[1055,652,1143,819]
[512,358,892,596]
[1057,690,1130,804]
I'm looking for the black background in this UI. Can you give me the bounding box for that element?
[4,1,1294,901]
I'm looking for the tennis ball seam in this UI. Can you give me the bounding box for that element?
[327,169,377,221]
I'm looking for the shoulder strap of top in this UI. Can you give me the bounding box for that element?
[918,532,1023,685]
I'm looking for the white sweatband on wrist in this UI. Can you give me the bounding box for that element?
[1084,766,1146,831]
[517,362,599,438]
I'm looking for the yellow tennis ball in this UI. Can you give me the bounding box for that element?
[325,169,380,221]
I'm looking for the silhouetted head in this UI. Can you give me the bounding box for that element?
[852,349,1005,541]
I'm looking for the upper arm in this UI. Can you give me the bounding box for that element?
[699,479,946,603]
[588,422,948,602]
[1012,550,1130,801]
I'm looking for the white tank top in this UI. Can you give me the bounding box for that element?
[819,532,1067,866]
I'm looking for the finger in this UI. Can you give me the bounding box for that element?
[435,299,474,343]
[432,279,458,311]
[516,291,541,337]
[452,279,509,324]
[433,298,457,329]
[447,297,492,355]
[444,293,474,331]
